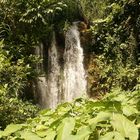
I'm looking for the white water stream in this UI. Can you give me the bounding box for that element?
[47,32,61,108]
[63,23,87,101]
[34,24,87,108]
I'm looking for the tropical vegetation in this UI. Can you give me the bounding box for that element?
[0,0,139,139]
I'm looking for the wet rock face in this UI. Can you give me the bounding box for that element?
[78,22,88,32]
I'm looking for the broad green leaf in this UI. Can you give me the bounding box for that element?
[95,112,112,122]
[56,117,75,140]
[36,130,47,137]
[111,114,138,140]
[76,126,92,140]
[88,112,112,130]
[36,124,47,131]
[44,130,56,140]
[63,134,90,140]
[2,124,22,136]
[20,131,42,140]
[88,112,112,131]
[0,131,3,138]
[65,127,92,140]
[122,105,138,116]
[99,131,125,140]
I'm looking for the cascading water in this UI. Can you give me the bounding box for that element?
[34,43,48,108]
[47,32,61,108]
[34,33,61,109]
[63,23,87,102]
[34,23,87,108]
[35,43,44,73]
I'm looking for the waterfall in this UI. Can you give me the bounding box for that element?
[35,77,48,108]
[35,43,44,73]
[34,33,61,109]
[34,43,48,108]
[63,23,87,102]
[47,32,60,108]
[33,23,87,108]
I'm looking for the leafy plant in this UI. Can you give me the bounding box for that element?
[0,40,39,129]
[0,89,139,139]
[87,0,140,95]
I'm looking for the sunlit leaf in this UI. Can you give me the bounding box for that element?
[99,131,125,140]
[44,130,56,140]
[2,124,22,137]
[56,117,75,140]
[111,114,138,140]
[20,131,42,140]
[122,105,138,116]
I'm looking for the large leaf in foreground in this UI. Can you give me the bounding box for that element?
[20,131,42,140]
[1,124,22,137]
[99,131,125,140]
[56,117,75,140]
[44,130,56,140]
[111,114,138,140]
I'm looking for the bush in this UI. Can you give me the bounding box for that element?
[0,89,139,139]
[0,41,39,129]
[87,0,140,96]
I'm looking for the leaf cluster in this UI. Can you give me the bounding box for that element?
[0,89,140,140]
[87,0,140,95]
[0,41,39,129]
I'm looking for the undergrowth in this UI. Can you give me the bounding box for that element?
[0,88,140,140]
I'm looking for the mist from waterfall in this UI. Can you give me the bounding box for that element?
[34,23,87,108]
[63,24,87,102]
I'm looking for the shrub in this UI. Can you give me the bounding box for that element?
[0,89,139,139]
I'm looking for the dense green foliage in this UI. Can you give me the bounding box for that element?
[0,89,140,140]
[0,40,39,129]
[0,0,69,128]
[87,0,140,96]
[0,0,139,139]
